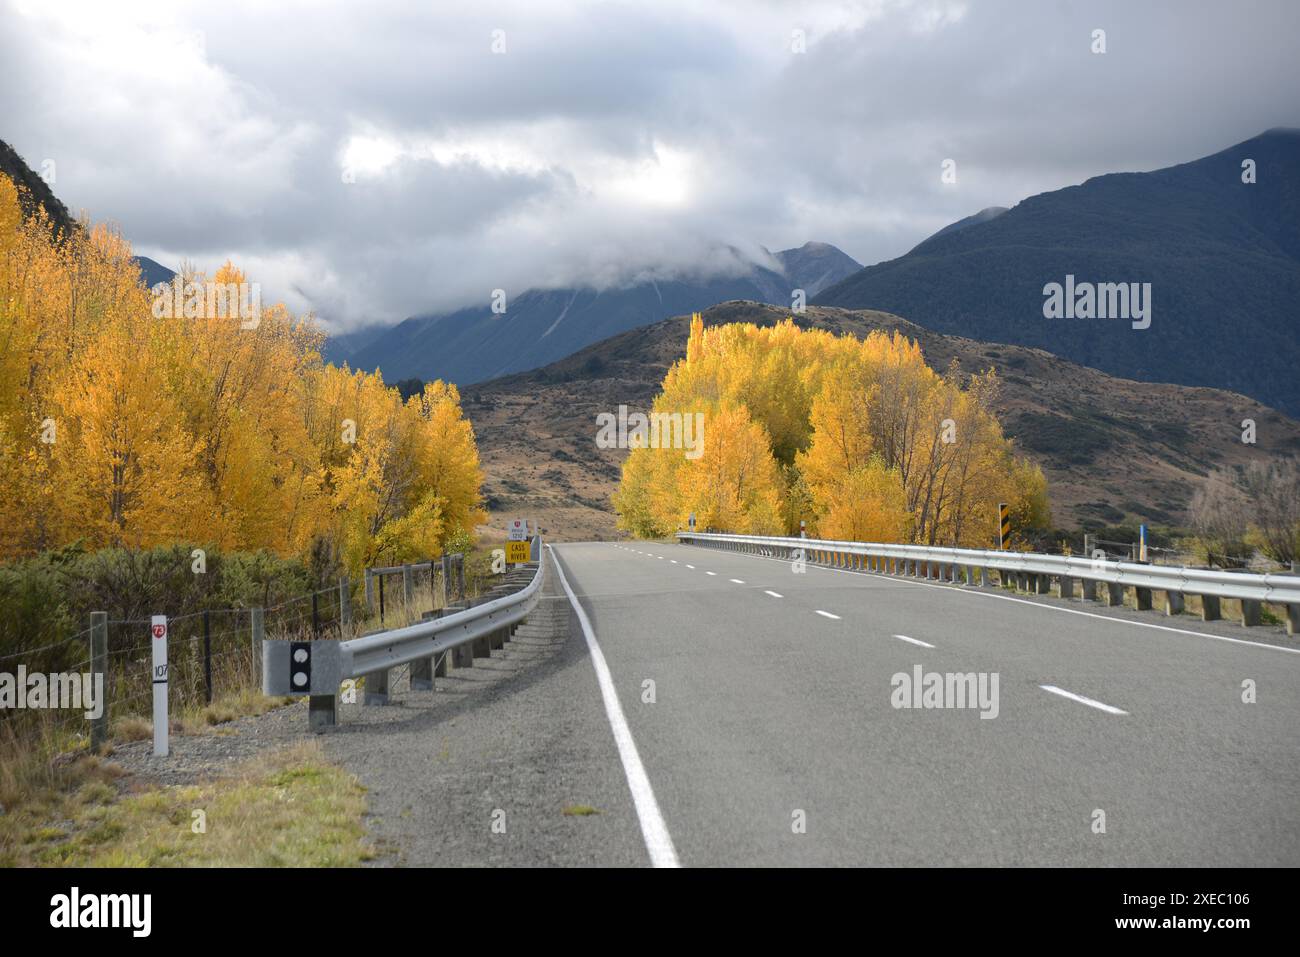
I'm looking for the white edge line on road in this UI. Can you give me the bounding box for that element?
[815,610,841,620]
[764,590,783,598]
[893,634,934,648]
[549,546,681,868]
[1039,684,1129,715]
[693,547,1300,656]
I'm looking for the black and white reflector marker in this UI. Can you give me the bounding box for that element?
[291,642,311,691]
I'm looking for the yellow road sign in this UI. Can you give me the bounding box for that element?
[506,540,531,563]
[998,502,1011,550]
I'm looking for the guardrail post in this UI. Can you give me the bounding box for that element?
[364,666,390,705]
[1163,591,1185,615]
[403,564,415,605]
[1286,604,1299,637]
[1240,599,1261,627]
[339,577,351,631]
[309,692,336,730]
[1103,582,1124,606]
[364,569,374,610]
[1080,578,1097,600]
[411,609,441,690]
[457,555,466,599]
[441,554,451,605]
[472,596,495,658]
[1133,585,1153,611]
[445,602,473,668]
[1058,575,1075,599]
[89,612,108,752]
[1200,595,1221,621]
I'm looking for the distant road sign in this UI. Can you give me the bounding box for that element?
[998,503,1010,550]
[507,518,528,541]
[506,540,530,563]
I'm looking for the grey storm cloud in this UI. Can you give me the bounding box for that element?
[1,0,1296,330]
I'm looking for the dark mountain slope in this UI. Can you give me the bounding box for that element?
[815,129,1300,415]
[0,139,75,240]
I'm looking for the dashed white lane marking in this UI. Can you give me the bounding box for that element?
[705,571,717,576]
[892,634,934,648]
[815,610,841,620]
[729,578,745,584]
[670,560,678,564]
[550,547,681,868]
[764,590,783,598]
[1039,684,1128,715]
[685,564,695,569]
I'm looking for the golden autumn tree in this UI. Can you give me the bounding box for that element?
[614,313,1049,545]
[0,172,486,572]
[47,311,212,547]
[675,404,784,534]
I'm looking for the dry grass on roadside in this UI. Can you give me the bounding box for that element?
[2,741,371,867]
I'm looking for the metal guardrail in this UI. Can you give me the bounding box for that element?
[265,540,546,728]
[677,531,1300,635]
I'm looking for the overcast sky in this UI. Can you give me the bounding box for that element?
[2,0,1297,330]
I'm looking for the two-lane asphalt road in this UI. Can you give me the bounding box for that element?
[550,540,1300,867]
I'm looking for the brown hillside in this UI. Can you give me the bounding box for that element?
[463,301,1300,542]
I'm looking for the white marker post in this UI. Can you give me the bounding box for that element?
[151,615,169,757]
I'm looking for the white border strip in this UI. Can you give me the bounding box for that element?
[549,546,681,868]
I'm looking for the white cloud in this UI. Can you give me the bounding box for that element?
[1,0,1296,329]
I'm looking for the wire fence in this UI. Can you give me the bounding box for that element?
[1,554,492,756]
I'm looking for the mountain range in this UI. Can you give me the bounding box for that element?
[815,129,1300,416]
[332,241,862,383]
